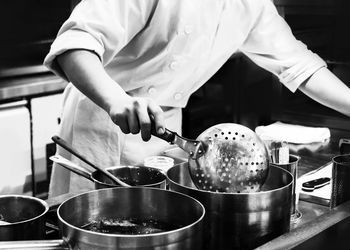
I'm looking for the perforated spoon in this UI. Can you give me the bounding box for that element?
[154,123,270,193]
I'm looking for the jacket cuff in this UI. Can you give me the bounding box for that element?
[278,53,327,92]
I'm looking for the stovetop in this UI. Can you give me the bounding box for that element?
[44,207,61,240]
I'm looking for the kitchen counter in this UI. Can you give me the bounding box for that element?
[255,127,350,249]
[256,200,350,250]
[290,128,349,176]
[0,73,67,102]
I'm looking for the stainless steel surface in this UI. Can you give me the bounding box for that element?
[167,163,293,250]
[0,195,49,241]
[52,136,130,187]
[50,155,166,189]
[330,154,350,208]
[189,123,270,193]
[0,240,69,250]
[50,155,93,181]
[0,100,28,110]
[256,200,350,250]
[0,65,49,78]
[0,74,67,101]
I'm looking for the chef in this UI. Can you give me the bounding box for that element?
[44,0,350,197]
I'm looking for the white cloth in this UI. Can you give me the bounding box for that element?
[48,84,182,197]
[255,121,331,144]
[44,0,327,197]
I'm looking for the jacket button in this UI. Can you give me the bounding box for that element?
[147,86,157,95]
[184,25,193,35]
[174,92,183,100]
[169,61,179,70]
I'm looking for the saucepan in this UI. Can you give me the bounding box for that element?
[0,195,49,241]
[50,155,167,190]
[0,187,205,250]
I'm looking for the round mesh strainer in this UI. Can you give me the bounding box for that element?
[188,123,269,193]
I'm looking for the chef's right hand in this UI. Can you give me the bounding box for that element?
[108,95,165,141]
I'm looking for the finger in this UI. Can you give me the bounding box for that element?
[147,102,165,135]
[136,106,152,141]
[127,110,140,134]
[113,116,130,134]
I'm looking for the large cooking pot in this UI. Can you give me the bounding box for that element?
[167,163,293,250]
[0,187,205,250]
[51,155,166,189]
[0,195,49,241]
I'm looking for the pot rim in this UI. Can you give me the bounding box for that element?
[0,195,49,226]
[57,187,205,238]
[167,164,293,196]
[92,166,167,187]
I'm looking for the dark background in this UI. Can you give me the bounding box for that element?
[1,0,350,135]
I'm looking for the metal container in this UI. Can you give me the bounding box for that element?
[51,155,166,190]
[0,188,205,250]
[331,154,350,208]
[271,154,301,223]
[0,195,49,241]
[91,166,166,189]
[167,163,293,250]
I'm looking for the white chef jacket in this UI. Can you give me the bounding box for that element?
[44,0,326,197]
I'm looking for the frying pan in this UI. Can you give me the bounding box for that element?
[50,155,166,189]
[0,188,205,250]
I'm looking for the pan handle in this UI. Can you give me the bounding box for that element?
[0,239,69,249]
[52,136,130,187]
[50,155,94,182]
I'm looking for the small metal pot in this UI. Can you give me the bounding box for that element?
[51,155,166,189]
[0,195,49,241]
[91,166,166,189]
[0,188,205,250]
[167,163,293,250]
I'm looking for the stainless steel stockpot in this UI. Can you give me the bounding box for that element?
[167,163,293,250]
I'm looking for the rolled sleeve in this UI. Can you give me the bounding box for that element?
[43,0,156,80]
[278,51,326,92]
[240,0,327,92]
[44,30,105,81]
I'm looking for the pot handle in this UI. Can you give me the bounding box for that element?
[0,239,69,249]
[50,155,94,182]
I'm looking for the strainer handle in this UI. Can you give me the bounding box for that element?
[153,128,176,143]
[152,127,205,159]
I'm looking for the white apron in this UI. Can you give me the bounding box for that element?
[48,84,182,197]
